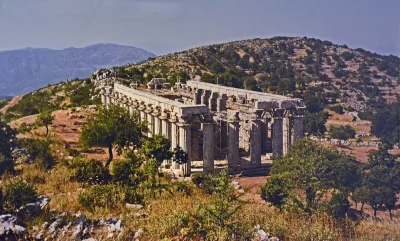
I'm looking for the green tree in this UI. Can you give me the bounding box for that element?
[80,105,146,167]
[19,138,55,169]
[260,175,289,211]
[265,138,361,214]
[304,111,328,136]
[35,110,55,136]
[329,125,356,142]
[140,134,172,166]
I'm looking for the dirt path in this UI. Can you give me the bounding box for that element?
[0,95,23,114]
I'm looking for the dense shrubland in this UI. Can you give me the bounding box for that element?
[261,139,400,220]
[3,78,100,121]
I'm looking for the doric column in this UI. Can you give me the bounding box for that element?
[293,107,305,142]
[283,116,289,155]
[128,99,134,116]
[272,109,284,157]
[170,116,180,169]
[152,107,161,135]
[250,110,262,166]
[138,103,146,122]
[160,112,169,139]
[145,105,153,137]
[228,111,240,171]
[217,94,227,112]
[177,117,192,176]
[203,113,214,173]
[261,116,268,154]
[201,90,210,106]
[194,89,202,105]
[209,92,218,111]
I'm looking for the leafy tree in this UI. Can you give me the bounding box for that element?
[304,111,328,136]
[80,105,146,167]
[112,151,143,187]
[353,146,400,217]
[210,61,225,74]
[140,134,172,166]
[329,125,356,142]
[327,192,350,219]
[172,147,188,165]
[35,110,55,136]
[69,158,111,185]
[371,98,400,144]
[260,175,289,211]
[19,138,55,169]
[264,139,361,215]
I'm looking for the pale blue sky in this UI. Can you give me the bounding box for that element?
[0,0,398,56]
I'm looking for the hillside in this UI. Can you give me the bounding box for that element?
[118,37,399,112]
[0,44,156,96]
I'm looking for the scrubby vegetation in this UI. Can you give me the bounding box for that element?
[4,78,100,121]
[0,36,400,240]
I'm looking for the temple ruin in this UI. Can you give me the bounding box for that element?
[99,80,305,176]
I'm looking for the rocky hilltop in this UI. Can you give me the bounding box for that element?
[0,44,156,96]
[119,37,399,111]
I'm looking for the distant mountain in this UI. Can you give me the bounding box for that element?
[0,44,156,96]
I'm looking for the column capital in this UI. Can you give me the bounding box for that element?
[251,109,263,121]
[273,108,285,118]
[203,113,214,123]
[295,107,306,117]
[145,104,153,113]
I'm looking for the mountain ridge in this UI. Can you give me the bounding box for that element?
[0,43,156,96]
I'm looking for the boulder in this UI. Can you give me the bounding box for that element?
[17,196,50,218]
[126,203,143,209]
[0,214,27,239]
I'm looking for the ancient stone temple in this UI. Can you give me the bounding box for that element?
[99,79,304,176]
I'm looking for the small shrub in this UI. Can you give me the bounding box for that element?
[69,158,110,185]
[3,178,38,211]
[260,175,289,211]
[19,138,55,169]
[174,181,194,196]
[328,105,344,114]
[0,154,14,175]
[123,186,144,204]
[112,154,143,187]
[78,184,123,212]
[327,192,350,220]
[191,173,208,187]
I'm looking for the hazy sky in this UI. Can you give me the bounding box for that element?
[0,0,399,56]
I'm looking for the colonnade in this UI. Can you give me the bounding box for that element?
[99,84,213,176]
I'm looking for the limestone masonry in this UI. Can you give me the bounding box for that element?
[99,79,304,176]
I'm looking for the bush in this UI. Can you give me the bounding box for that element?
[174,181,194,196]
[19,138,55,169]
[327,192,350,219]
[69,158,111,185]
[78,184,123,212]
[328,105,344,114]
[191,173,208,187]
[260,175,289,211]
[3,178,38,212]
[112,155,143,187]
[329,125,356,141]
[0,154,14,175]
